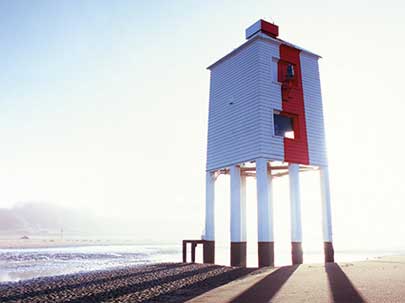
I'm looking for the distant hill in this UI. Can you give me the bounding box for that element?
[0,208,27,231]
[0,202,126,236]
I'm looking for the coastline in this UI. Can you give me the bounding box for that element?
[0,238,161,250]
[1,256,405,302]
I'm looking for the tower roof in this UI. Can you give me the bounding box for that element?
[207,20,321,70]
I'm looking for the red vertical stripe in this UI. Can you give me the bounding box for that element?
[278,45,309,165]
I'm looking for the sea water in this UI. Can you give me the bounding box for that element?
[0,244,401,282]
[0,244,179,282]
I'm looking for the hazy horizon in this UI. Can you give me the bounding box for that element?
[1,1,405,254]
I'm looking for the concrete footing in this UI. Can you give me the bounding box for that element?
[258,242,274,267]
[324,241,334,263]
[291,242,303,264]
[231,242,247,267]
[203,240,215,264]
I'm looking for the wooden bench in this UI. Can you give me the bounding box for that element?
[182,240,204,263]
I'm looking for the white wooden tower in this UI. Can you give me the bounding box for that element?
[201,19,334,267]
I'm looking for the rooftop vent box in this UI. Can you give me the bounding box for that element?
[245,19,279,39]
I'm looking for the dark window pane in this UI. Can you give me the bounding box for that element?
[274,113,294,138]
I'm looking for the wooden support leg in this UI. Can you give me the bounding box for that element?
[320,166,335,263]
[204,171,216,264]
[182,240,187,263]
[230,165,247,267]
[203,240,215,264]
[191,243,197,263]
[289,164,303,265]
[256,158,275,267]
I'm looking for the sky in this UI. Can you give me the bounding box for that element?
[0,0,405,256]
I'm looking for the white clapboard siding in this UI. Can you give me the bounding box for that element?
[300,52,328,166]
[257,39,284,161]
[207,41,261,171]
[206,37,284,171]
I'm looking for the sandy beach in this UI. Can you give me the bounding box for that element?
[0,263,254,303]
[1,256,405,302]
[189,256,405,303]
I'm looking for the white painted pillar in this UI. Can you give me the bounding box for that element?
[320,165,334,262]
[240,173,247,242]
[256,158,274,242]
[320,166,333,242]
[230,165,246,243]
[289,164,302,241]
[203,171,215,264]
[230,165,247,266]
[288,163,303,264]
[204,171,215,241]
[256,158,275,267]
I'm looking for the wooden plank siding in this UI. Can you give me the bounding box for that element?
[300,52,328,166]
[206,42,263,171]
[256,40,284,162]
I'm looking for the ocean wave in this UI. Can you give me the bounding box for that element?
[0,244,181,282]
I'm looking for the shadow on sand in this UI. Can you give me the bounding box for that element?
[326,263,365,303]
[228,262,365,303]
[230,265,299,303]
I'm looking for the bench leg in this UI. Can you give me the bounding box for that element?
[182,241,187,263]
[191,243,197,263]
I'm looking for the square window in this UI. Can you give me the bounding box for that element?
[274,112,295,139]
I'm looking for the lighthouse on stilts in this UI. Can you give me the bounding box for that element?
[184,19,334,267]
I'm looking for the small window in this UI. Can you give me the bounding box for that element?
[272,58,279,82]
[274,112,295,139]
[279,61,299,88]
[286,64,295,80]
